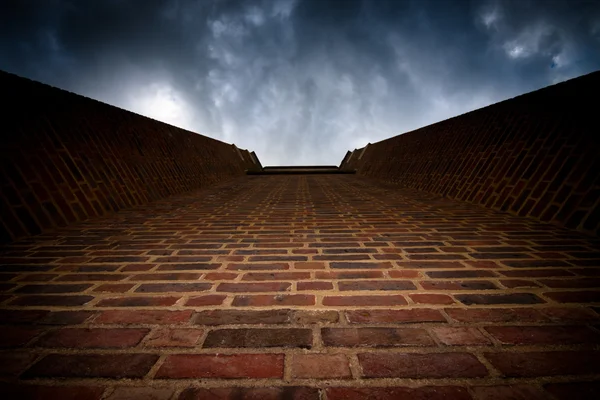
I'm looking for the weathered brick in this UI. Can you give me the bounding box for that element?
[242,272,310,281]
[95,296,179,307]
[155,354,283,378]
[9,295,94,307]
[544,290,600,303]
[35,328,149,348]
[144,328,204,347]
[346,309,446,324]
[204,328,311,348]
[217,282,290,292]
[290,354,352,379]
[484,351,600,377]
[446,308,548,323]
[339,280,416,291]
[410,294,454,304]
[421,280,498,290]
[359,352,488,378]
[135,273,202,280]
[135,283,211,293]
[232,294,315,306]
[93,283,135,292]
[298,281,333,290]
[323,295,407,306]
[193,309,291,325]
[430,327,492,346]
[294,262,326,269]
[178,387,320,400]
[185,294,226,306]
[227,263,289,270]
[293,310,339,324]
[23,353,159,378]
[104,387,175,400]
[471,385,549,400]
[14,283,92,293]
[330,262,393,269]
[316,270,384,279]
[484,325,600,345]
[325,386,471,400]
[455,293,545,305]
[322,327,435,347]
[96,310,192,324]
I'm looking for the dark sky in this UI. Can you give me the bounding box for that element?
[2,0,599,165]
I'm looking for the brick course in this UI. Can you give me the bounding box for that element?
[341,71,600,235]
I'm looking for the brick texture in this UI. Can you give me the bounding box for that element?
[0,70,258,243]
[1,71,600,399]
[341,71,600,235]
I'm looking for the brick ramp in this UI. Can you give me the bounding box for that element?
[0,175,599,399]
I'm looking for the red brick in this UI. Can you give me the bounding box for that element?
[316,271,384,279]
[93,283,135,292]
[35,328,149,348]
[330,262,393,269]
[325,386,471,400]
[157,263,220,271]
[323,295,407,306]
[155,354,283,378]
[104,387,175,400]
[95,296,179,307]
[388,270,421,278]
[471,385,548,400]
[484,325,600,345]
[298,281,333,290]
[135,283,211,292]
[290,354,351,379]
[484,351,600,377]
[227,263,289,270]
[410,294,454,304]
[217,282,290,292]
[193,309,291,325]
[232,294,315,306]
[400,261,465,269]
[359,352,488,378]
[430,327,492,346]
[95,310,192,324]
[322,327,435,347]
[144,328,204,347]
[14,283,92,293]
[346,309,446,324]
[204,272,238,280]
[446,308,548,323]
[242,272,310,281]
[204,328,311,348]
[185,294,226,306]
[8,295,94,307]
[23,353,159,378]
[178,387,320,400]
[135,273,201,280]
[455,293,544,305]
[294,262,326,269]
[339,280,416,291]
[421,280,498,290]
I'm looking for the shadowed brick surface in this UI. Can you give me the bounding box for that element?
[1,174,600,396]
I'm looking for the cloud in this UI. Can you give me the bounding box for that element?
[1,0,599,165]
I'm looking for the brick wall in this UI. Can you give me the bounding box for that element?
[341,71,600,236]
[0,71,258,244]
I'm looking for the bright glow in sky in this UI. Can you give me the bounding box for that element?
[1,0,599,165]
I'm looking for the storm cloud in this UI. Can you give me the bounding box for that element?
[1,0,599,165]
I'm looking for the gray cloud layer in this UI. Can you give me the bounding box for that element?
[1,0,599,165]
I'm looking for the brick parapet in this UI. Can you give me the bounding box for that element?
[0,71,258,243]
[341,71,600,235]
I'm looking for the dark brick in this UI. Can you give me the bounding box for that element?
[359,352,488,378]
[22,353,159,378]
[193,309,291,325]
[178,387,320,400]
[326,386,471,400]
[204,328,312,348]
[346,309,446,324]
[322,327,435,347]
[455,293,545,305]
[338,280,416,291]
[8,295,94,307]
[484,351,600,377]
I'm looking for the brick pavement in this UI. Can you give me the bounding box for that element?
[1,174,599,399]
